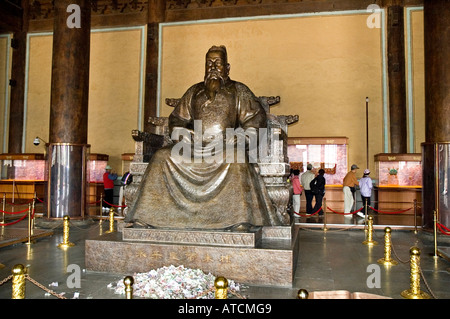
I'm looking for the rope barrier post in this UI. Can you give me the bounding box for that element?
[377,227,397,266]
[362,216,378,246]
[322,198,327,232]
[32,192,36,235]
[433,210,439,259]
[401,247,431,299]
[57,215,75,249]
[124,276,134,299]
[214,276,228,299]
[105,207,115,234]
[12,264,26,299]
[25,204,32,246]
[297,289,309,299]
[413,199,418,234]
[1,193,5,232]
[364,198,368,231]
[99,193,103,224]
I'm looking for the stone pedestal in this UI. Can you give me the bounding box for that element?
[85,223,299,287]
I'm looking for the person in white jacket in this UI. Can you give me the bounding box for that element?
[301,164,316,214]
[358,169,373,218]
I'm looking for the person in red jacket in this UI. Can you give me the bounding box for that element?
[103,165,117,211]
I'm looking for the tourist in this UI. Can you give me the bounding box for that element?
[310,168,326,215]
[301,163,315,214]
[343,164,359,215]
[358,169,373,218]
[103,165,117,211]
[291,169,302,214]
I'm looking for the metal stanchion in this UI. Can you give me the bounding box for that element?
[32,192,36,235]
[377,227,397,266]
[214,276,228,299]
[433,210,439,259]
[25,204,33,246]
[57,215,75,249]
[364,198,368,231]
[413,199,418,234]
[363,216,378,246]
[124,276,134,299]
[297,289,309,299]
[2,193,5,232]
[12,264,26,299]
[323,198,327,232]
[401,247,431,299]
[105,208,115,234]
[99,193,103,224]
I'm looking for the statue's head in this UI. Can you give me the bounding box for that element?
[203,46,230,100]
[204,45,230,83]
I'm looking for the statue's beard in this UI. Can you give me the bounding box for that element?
[204,72,226,101]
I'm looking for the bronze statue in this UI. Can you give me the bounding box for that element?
[125,45,287,231]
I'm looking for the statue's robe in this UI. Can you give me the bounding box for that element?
[126,79,282,230]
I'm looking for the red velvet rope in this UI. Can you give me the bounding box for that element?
[0,207,30,215]
[0,211,28,226]
[437,222,450,236]
[294,207,322,217]
[326,206,364,215]
[103,200,127,208]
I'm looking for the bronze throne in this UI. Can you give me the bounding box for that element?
[123,96,299,227]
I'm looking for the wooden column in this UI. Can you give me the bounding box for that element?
[7,1,29,153]
[144,0,166,132]
[422,0,450,230]
[47,0,91,218]
[387,4,407,153]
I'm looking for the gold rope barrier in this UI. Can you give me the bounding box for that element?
[124,276,134,299]
[401,247,431,299]
[297,289,309,299]
[105,208,115,234]
[12,264,26,299]
[377,227,398,266]
[214,276,228,299]
[362,216,378,246]
[57,215,75,249]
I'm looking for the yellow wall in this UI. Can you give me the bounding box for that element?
[160,13,385,173]
[24,28,145,173]
[26,34,52,152]
[0,35,10,153]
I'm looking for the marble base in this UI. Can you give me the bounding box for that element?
[122,227,262,248]
[85,223,299,286]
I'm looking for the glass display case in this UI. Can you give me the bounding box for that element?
[0,153,110,205]
[86,154,109,216]
[0,153,47,201]
[374,153,422,216]
[287,137,348,185]
[0,153,46,181]
[375,153,422,187]
[287,137,348,213]
[88,154,109,183]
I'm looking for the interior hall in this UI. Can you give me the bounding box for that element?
[0,0,449,303]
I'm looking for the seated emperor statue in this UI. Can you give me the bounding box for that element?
[125,45,286,231]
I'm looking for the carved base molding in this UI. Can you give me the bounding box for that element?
[85,223,299,286]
